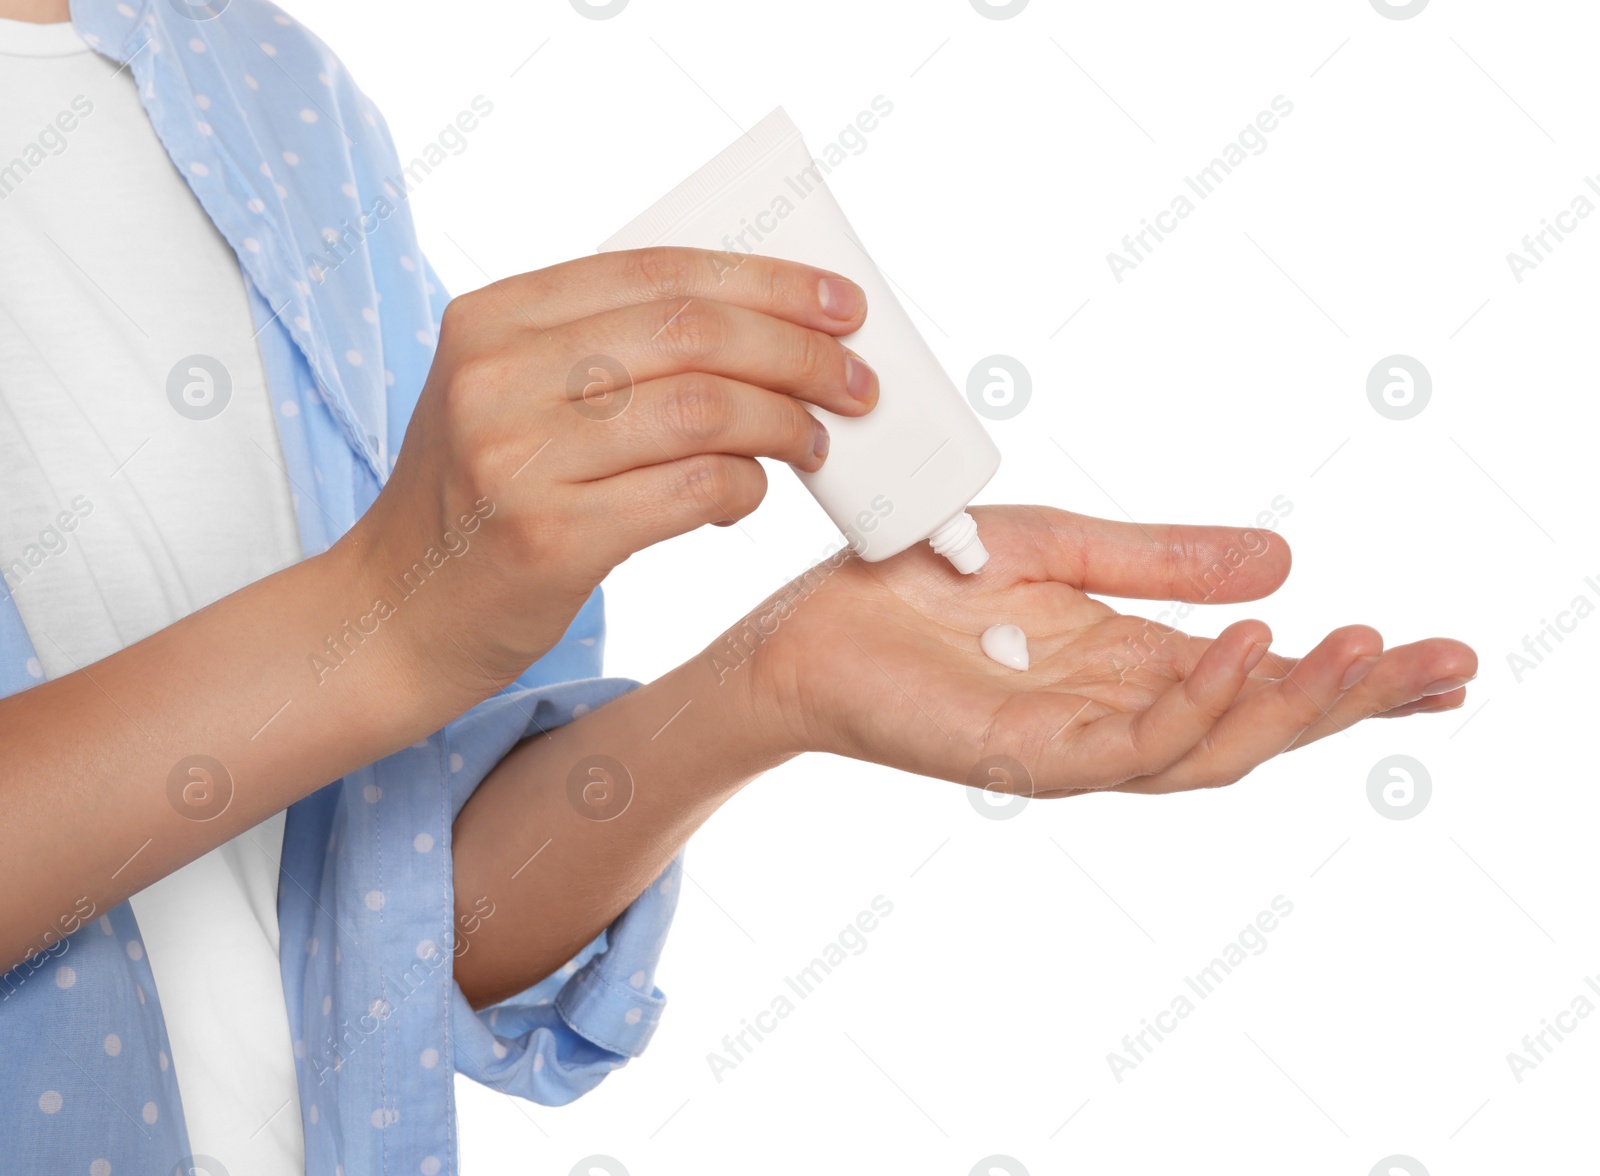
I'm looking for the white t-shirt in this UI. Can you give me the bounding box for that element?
[0,18,305,1175]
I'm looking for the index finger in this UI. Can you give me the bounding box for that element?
[483,246,868,336]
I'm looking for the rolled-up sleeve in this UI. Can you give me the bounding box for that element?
[441,676,683,1105]
[449,855,681,1103]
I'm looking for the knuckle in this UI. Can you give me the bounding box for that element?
[1186,678,1233,726]
[763,259,800,312]
[441,350,508,417]
[675,454,764,519]
[1165,526,1198,598]
[631,247,698,301]
[1286,681,1328,722]
[655,300,723,361]
[786,404,817,455]
[795,328,838,387]
[675,452,737,504]
[1190,730,1221,766]
[453,427,517,500]
[438,290,476,335]
[1124,719,1152,763]
[661,374,727,444]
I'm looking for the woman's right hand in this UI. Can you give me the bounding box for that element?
[0,248,878,968]
[351,246,878,692]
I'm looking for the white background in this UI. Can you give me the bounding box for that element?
[283,0,1597,1172]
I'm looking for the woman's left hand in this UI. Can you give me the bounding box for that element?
[722,505,1476,798]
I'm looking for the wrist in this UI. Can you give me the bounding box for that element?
[690,633,810,766]
[314,526,489,729]
[663,644,799,784]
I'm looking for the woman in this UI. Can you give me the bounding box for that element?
[0,1,1476,1173]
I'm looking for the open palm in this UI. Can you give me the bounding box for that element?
[751,505,1476,798]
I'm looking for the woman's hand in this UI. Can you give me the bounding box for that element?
[0,247,878,973]
[727,505,1477,797]
[450,503,1478,1003]
[352,247,878,693]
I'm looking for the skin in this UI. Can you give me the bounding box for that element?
[5,0,61,19]
[452,507,1473,1004]
[0,235,882,978]
[0,0,1475,1018]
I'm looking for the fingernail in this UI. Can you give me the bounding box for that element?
[844,354,876,402]
[811,418,830,463]
[1241,641,1269,674]
[1419,675,1471,697]
[818,277,862,320]
[1340,655,1381,690]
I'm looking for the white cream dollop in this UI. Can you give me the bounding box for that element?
[979,623,1029,671]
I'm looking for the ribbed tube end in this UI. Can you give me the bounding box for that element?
[927,511,989,574]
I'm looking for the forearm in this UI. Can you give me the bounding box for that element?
[450,648,789,1010]
[0,534,487,972]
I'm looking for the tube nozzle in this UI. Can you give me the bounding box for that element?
[928,511,988,574]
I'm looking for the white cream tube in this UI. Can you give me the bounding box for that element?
[599,107,1000,573]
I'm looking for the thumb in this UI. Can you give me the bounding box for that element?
[976,504,1292,603]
